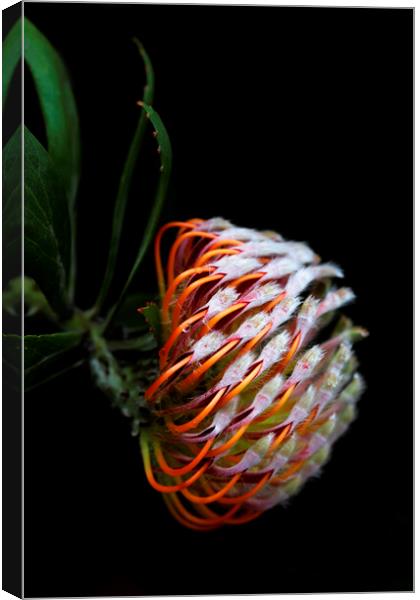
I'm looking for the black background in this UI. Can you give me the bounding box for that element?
[8,3,414,596]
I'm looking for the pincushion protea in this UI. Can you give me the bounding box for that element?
[140,217,367,530]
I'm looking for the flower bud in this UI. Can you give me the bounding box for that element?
[140,218,366,529]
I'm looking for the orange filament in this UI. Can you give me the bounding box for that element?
[295,405,319,435]
[304,410,333,434]
[180,473,241,504]
[206,423,249,458]
[167,493,241,527]
[237,322,273,357]
[145,353,193,401]
[229,272,265,289]
[194,247,241,267]
[217,472,271,505]
[166,388,226,434]
[277,331,302,374]
[167,231,217,286]
[199,302,248,337]
[177,339,240,393]
[271,459,305,484]
[172,273,225,327]
[264,291,287,312]
[269,423,293,453]
[159,309,207,368]
[162,266,215,322]
[207,238,243,250]
[163,495,216,530]
[154,438,214,477]
[218,362,263,409]
[140,435,209,493]
[254,384,297,423]
[154,221,196,298]
[191,497,262,526]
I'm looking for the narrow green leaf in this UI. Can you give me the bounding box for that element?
[95,40,155,312]
[3,331,84,390]
[24,127,72,317]
[3,18,21,108]
[104,102,172,330]
[24,17,80,207]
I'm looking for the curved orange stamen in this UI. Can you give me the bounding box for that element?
[199,302,248,337]
[229,272,265,288]
[194,247,241,268]
[172,273,225,328]
[295,405,319,435]
[180,473,241,504]
[167,231,217,286]
[177,339,240,393]
[237,322,273,358]
[276,331,302,375]
[145,353,193,401]
[154,438,214,477]
[163,495,216,530]
[162,266,215,323]
[264,291,287,312]
[254,384,297,423]
[168,493,241,527]
[207,238,243,250]
[166,388,226,434]
[206,423,249,458]
[159,309,207,368]
[271,459,305,484]
[140,435,209,493]
[154,221,196,298]
[217,472,271,504]
[218,362,263,409]
[269,423,293,452]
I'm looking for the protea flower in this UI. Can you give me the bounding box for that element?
[140,217,367,530]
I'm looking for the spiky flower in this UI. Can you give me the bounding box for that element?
[140,218,367,530]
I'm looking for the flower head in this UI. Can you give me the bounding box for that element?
[140,218,367,530]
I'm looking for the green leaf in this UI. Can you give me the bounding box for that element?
[24,127,72,317]
[23,332,83,370]
[24,17,80,208]
[3,18,21,108]
[3,331,84,390]
[24,18,80,301]
[95,40,155,312]
[3,126,21,256]
[104,102,172,330]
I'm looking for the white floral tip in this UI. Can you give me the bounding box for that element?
[191,331,226,362]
